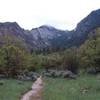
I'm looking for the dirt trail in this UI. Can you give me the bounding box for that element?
[21,76,43,100]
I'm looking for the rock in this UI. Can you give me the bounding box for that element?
[46,70,59,78]
[43,72,52,77]
[27,72,39,81]
[54,71,62,77]
[0,74,6,79]
[17,72,40,81]
[42,69,77,79]
[17,75,24,80]
[62,70,76,79]
[87,68,97,75]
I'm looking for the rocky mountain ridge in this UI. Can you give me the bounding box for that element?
[0,9,100,50]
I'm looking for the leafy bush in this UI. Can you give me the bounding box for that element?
[0,45,34,77]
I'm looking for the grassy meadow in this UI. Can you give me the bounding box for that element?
[0,79,32,100]
[1,75,100,100]
[43,75,100,100]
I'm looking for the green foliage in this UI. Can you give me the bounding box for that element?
[78,28,100,71]
[0,34,28,50]
[32,27,100,73]
[0,27,100,76]
[0,45,34,77]
[43,75,100,100]
[31,48,79,73]
[0,33,35,77]
[62,48,79,73]
[0,79,32,100]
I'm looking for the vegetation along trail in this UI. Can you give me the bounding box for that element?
[21,76,43,100]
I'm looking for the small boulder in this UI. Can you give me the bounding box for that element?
[55,71,62,77]
[62,70,76,79]
[87,68,97,75]
[0,74,6,79]
[43,72,52,77]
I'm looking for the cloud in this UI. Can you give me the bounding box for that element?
[0,0,99,30]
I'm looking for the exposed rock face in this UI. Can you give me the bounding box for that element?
[29,25,70,49]
[0,22,70,49]
[71,9,100,46]
[0,9,100,50]
[76,9,100,35]
[70,8,100,47]
[0,22,32,49]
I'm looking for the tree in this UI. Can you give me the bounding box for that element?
[61,48,79,73]
[0,45,34,77]
[78,28,100,72]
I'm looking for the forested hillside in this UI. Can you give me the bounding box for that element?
[0,9,100,78]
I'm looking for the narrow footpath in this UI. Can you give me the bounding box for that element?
[21,76,43,100]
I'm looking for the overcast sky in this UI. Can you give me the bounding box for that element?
[0,0,100,30]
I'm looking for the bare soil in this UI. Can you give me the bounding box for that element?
[21,76,43,100]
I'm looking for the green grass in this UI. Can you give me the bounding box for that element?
[0,79,32,100]
[43,75,100,100]
[1,75,100,100]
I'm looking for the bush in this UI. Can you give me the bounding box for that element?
[0,45,34,77]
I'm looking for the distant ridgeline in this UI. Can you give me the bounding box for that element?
[0,9,100,52]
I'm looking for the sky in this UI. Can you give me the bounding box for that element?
[0,0,100,30]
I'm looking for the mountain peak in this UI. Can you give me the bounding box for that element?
[39,25,56,29]
[0,9,100,50]
[91,9,100,14]
[0,22,18,26]
[0,22,22,31]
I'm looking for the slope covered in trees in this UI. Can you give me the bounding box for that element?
[0,27,100,77]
